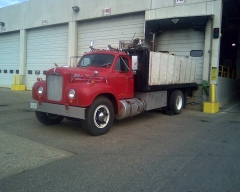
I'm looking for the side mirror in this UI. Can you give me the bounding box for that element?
[132,55,138,70]
[132,71,137,75]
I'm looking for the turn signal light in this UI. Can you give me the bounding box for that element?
[89,79,95,85]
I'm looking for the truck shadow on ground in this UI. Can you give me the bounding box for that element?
[41,110,166,136]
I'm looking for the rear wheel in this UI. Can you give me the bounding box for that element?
[35,111,64,125]
[82,96,114,136]
[169,90,184,115]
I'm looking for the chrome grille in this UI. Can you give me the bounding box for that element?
[47,74,62,101]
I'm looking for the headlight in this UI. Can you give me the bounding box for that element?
[68,89,75,99]
[37,86,43,95]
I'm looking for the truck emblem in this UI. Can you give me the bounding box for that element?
[105,77,108,84]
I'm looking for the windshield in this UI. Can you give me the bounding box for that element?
[77,54,114,68]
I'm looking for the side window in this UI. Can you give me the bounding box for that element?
[81,58,90,66]
[115,57,129,72]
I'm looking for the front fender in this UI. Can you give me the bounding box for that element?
[32,81,46,101]
[64,82,119,108]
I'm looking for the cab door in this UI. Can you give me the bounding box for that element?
[113,56,134,99]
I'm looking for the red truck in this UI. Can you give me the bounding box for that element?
[29,41,197,136]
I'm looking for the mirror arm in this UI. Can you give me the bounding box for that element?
[120,57,130,71]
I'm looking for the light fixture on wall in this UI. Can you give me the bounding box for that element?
[72,6,80,12]
[0,22,5,27]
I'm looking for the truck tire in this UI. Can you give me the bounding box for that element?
[169,90,184,115]
[82,96,114,136]
[35,111,64,125]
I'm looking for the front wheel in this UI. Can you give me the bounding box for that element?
[82,96,114,136]
[169,90,184,115]
[35,111,64,125]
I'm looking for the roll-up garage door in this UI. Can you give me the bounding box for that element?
[0,32,20,88]
[26,24,68,90]
[157,28,204,84]
[77,13,145,55]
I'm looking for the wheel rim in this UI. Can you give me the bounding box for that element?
[176,95,183,110]
[93,105,110,129]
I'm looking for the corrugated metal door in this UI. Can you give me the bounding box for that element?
[0,32,20,88]
[26,24,68,90]
[157,28,204,84]
[77,13,145,55]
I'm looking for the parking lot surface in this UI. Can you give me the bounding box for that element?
[0,88,240,192]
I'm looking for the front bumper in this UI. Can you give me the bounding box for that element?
[28,100,86,119]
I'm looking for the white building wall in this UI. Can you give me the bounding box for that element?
[77,13,145,55]
[0,0,221,33]
[0,0,150,32]
[0,32,20,88]
[0,0,223,102]
[25,24,68,90]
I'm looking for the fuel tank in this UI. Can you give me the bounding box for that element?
[115,98,145,120]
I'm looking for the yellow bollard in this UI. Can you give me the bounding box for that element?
[11,74,25,91]
[203,84,219,113]
[13,74,16,85]
[210,84,215,102]
[18,75,20,85]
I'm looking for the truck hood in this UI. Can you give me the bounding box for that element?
[46,66,110,83]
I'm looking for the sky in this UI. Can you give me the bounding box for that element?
[0,0,27,8]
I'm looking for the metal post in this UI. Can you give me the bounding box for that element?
[210,84,215,102]
[13,75,16,85]
[18,75,20,85]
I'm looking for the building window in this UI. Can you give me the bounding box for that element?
[190,50,203,57]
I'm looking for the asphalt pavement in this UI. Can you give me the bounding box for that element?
[0,87,240,192]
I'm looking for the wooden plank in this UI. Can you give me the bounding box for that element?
[159,53,168,84]
[148,52,153,85]
[166,54,175,84]
[173,56,181,84]
[190,59,197,82]
[149,52,161,85]
[179,57,187,84]
[185,58,192,83]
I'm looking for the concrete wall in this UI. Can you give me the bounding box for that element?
[0,0,220,33]
[216,77,240,106]
[0,0,150,32]
[146,1,217,20]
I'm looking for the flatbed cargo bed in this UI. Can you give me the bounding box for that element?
[126,49,198,92]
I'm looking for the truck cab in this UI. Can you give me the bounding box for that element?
[30,49,141,135]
